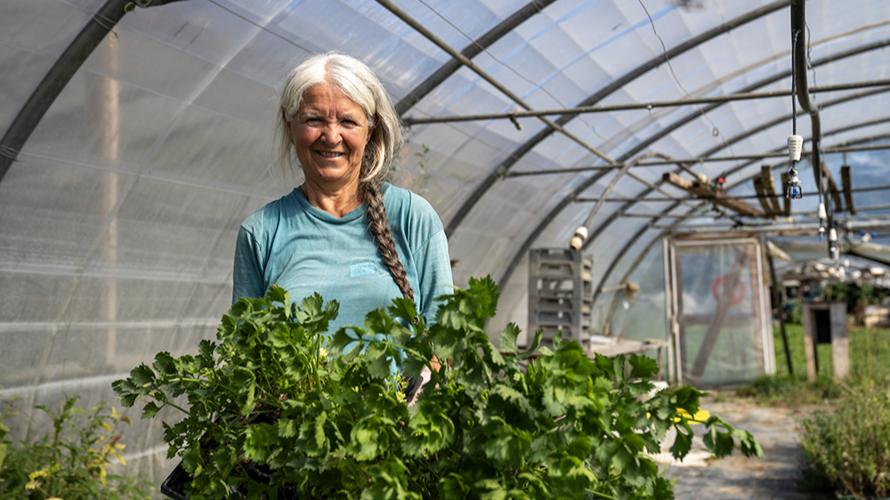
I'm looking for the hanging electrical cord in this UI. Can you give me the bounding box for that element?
[787,30,804,201]
[787,28,828,242]
[826,151,853,262]
[829,150,852,262]
[637,0,739,168]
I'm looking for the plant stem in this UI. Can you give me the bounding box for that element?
[255,376,285,404]
[171,376,212,385]
[369,339,444,386]
[255,398,284,410]
[158,401,190,415]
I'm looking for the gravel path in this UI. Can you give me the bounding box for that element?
[661,397,831,500]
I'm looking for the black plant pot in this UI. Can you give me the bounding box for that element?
[159,461,190,500]
[160,459,299,500]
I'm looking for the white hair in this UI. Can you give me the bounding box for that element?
[276,52,402,183]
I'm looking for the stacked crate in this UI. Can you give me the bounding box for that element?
[528,248,593,347]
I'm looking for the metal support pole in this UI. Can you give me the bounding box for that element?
[447,0,790,238]
[375,0,615,165]
[509,129,890,178]
[655,215,890,233]
[766,237,794,375]
[855,203,890,213]
[580,153,668,233]
[499,35,890,296]
[576,180,890,204]
[404,79,890,125]
[0,0,131,184]
[395,0,558,116]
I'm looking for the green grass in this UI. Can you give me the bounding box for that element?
[737,323,890,406]
[772,323,890,381]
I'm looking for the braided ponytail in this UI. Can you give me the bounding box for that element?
[361,177,414,302]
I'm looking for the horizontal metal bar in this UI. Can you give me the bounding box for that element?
[404,79,890,125]
[619,212,718,219]
[619,210,812,219]
[644,135,890,231]
[576,181,890,204]
[509,152,789,176]
[652,215,890,233]
[855,203,890,213]
[510,142,890,177]
[828,143,890,154]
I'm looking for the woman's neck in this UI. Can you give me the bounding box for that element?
[300,180,363,218]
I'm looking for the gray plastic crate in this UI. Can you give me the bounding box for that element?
[528,248,592,346]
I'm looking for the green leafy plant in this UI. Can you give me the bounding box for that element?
[0,391,11,480]
[823,282,887,311]
[0,395,152,500]
[114,277,761,499]
[786,302,803,325]
[798,381,890,497]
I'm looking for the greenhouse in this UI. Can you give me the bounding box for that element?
[2,0,890,498]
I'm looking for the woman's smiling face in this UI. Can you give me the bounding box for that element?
[289,81,372,193]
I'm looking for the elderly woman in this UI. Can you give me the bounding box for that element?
[232,52,452,337]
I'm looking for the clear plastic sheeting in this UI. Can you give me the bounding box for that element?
[596,233,668,373]
[0,1,100,133]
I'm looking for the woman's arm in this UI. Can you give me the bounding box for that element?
[232,226,266,303]
[415,229,453,326]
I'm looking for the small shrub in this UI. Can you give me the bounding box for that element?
[0,395,11,478]
[736,374,797,399]
[796,457,835,495]
[809,374,844,400]
[798,381,890,497]
[0,395,152,500]
[787,303,803,325]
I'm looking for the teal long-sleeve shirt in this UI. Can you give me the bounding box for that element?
[232,183,453,335]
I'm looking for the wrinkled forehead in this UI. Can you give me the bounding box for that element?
[297,82,366,117]
[287,74,374,124]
